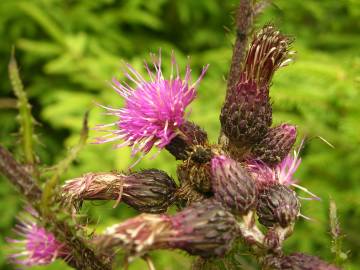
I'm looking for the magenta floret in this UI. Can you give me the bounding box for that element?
[95,52,208,157]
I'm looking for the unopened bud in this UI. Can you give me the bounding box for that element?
[220,25,293,149]
[62,172,123,206]
[95,199,238,259]
[94,214,172,257]
[211,156,257,215]
[123,169,177,213]
[62,169,177,213]
[252,124,297,165]
[220,80,272,147]
[257,184,300,228]
[170,199,238,258]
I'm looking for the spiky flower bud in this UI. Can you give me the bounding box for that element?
[243,25,294,88]
[279,253,341,270]
[211,156,257,215]
[252,124,297,165]
[7,209,69,267]
[220,26,293,149]
[94,214,172,258]
[246,151,301,191]
[220,79,272,147]
[169,199,238,258]
[257,184,300,228]
[123,169,178,213]
[165,121,209,160]
[94,52,208,157]
[62,169,177,213]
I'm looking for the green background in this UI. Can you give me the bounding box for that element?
[0,0,359,269]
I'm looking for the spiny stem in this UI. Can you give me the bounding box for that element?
[8,47,37,167]
[226,0,255,98]
[0,145,41,202]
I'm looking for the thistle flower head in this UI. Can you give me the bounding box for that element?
[95,52,208,157]
[246,150,301,189]
[257,184,300,228]
[7,211,68,267]
[220,26,293,149]
[62,169,177,213]
[276,151,302,186]
[252,123,297,165]
[169,199,238,257]
[211,155,257,215]
[95,214,172,259]
[62,172,123,207]
[246,140,319,201]
[243,25,294,87]
[245,159,277,189]
[220,79,272,147]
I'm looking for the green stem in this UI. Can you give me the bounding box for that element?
[329,199,348,266]
[8,48,36,166]
[42,112,89,211]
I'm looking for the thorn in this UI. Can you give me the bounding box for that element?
[299,213,312,221]
[142,254,156,270]
[317,135,335,149]
[292,183,321,201]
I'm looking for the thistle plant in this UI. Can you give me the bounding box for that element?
[0,1,345,270]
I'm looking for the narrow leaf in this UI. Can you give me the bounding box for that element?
[8,48,36,166]
[42,112,89,210]
[329,199,348,266]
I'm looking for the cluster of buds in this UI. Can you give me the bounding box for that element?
[6,25,340,270]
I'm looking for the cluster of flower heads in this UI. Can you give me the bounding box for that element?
[7,25,338,270]
[6,208,68,267]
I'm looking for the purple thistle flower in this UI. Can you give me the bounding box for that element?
[95,52,208,158]
[7,213,68,267]
[246,146,302,189]
[245,159,277,189]
[275,151,302,186]
[246,142,320,200]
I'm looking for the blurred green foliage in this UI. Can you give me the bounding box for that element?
[0,0,359,269]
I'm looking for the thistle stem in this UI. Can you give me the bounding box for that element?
[226,0,254,98]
